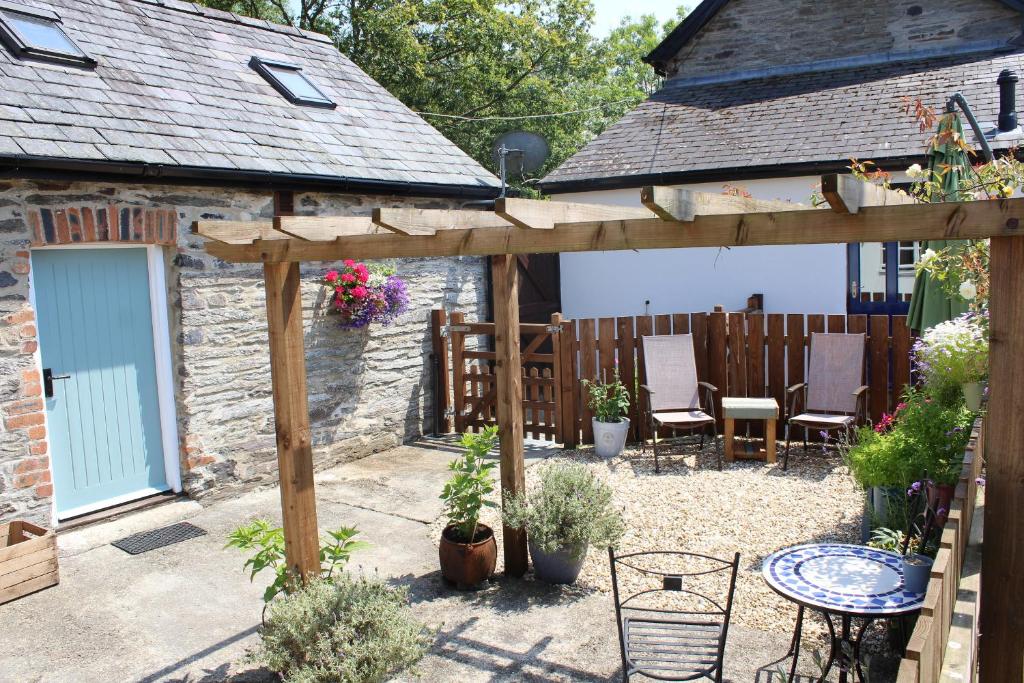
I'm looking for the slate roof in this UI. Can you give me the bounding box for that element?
[0,0,499,194]
[541,50,1024,192]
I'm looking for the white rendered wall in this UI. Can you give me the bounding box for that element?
[554,177,848,318]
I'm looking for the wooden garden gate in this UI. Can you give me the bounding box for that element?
[431,310,573,443]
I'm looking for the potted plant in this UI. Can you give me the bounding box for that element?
[582,368,631,458]
[912,312,988,411]
[869,525,933,594]
[503,463,625,584]
[438,426,499,589]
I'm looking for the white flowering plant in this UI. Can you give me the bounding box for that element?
[915,239,989,311]
[913,313,989,390]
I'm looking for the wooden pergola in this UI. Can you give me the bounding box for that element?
[193,174,1023,682]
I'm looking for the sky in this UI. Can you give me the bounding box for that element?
[589,0,688,36]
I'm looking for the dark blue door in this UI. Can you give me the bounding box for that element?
[847,242,917,315]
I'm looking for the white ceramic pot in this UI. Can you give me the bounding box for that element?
[963,382,983,412]
[593,417,630,459]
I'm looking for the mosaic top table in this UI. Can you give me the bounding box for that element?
[721,397,778,463]
[762,543,926,683]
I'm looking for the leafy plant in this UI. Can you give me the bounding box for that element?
[226,520,370,602]
[503,462,625,558]
[582,367,630,423]
[912,312,989,390]
[845,387,975,490]
[247,576,430,683]
[868,527,920,556]
[440,427,499,543]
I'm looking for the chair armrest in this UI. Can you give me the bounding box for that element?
[853,385,870,424]
[697,382,718,394]
[786,383,806,421]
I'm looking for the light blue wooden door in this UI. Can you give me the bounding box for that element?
[33,248,168,517]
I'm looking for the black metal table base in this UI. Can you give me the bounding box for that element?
[786,606,875,682]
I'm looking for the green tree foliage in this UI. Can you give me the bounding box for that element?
[196,1,689,183]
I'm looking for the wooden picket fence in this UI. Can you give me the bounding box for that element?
[897,418,986,683]
[432,309,916,446]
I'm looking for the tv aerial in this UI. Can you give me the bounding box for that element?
[491,131,549,197]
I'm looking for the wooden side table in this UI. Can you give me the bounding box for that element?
[722,397,779,464]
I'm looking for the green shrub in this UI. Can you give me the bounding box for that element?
[846,387,975,489]
[440,427,499,543]
[503,462,625,558]
[248,576,430,683]
[582,368,630,423]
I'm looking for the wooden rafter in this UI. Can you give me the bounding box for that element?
[641,185,815,222]
[274,216,381,241]
[821,173,920,214]
[198,198,1024,263]
[372,208,512,235]
[495,197,656,229]
[194,220,287,244]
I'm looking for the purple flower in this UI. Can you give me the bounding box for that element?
[819,430,829,441]
[937,506,948,518]
[975,476,986,486]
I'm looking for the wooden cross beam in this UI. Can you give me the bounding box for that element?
[197,198,1024,262]
[820,173,920,214]
[640,185,815,221]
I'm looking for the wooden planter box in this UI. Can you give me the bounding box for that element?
[0,520,58,605]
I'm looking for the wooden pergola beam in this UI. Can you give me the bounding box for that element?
[821,173,919,214]
[640,185,815,222]
[194,219,288,244]
[495,197,656,229]
[199,198,1024,263]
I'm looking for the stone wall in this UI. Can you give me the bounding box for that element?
[0,179,487,524]
[665,0,1023,79]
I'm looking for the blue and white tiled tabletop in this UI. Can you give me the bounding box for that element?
[762,543,926,616]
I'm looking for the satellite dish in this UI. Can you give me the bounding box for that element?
[492,130,550,176]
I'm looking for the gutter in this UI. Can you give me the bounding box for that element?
[537,157,931,195]
[0,156,502,200]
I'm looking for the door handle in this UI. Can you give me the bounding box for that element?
[43,368,70,398]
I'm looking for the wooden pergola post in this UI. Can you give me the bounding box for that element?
[491,254,528,577]
[978,235,1024,682]
[264,192,320,579]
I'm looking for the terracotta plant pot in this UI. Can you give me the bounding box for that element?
[927,482,956,528]
[592,417,630,459]
[529,539,588,584]
[439,524,496,590]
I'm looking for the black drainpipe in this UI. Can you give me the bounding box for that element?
[998,69,1019,133]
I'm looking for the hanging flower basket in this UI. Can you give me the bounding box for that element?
[324,260,409,329]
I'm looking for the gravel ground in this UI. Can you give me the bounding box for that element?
[434,437,866,643]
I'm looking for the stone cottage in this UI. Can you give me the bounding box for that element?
[0,0,500,525]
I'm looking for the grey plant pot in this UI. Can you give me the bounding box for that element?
[902,554,934,594]
[529,539,588,585]
[593,417,630,459]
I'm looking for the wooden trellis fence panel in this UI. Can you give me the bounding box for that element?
[434,309,915,447]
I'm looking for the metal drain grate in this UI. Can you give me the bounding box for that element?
[112,521,207,555]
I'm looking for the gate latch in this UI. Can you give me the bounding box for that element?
[43,368,71,398]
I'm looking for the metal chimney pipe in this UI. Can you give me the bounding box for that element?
[998,69,1018,132]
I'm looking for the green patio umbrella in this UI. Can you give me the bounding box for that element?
[907,112,971,332]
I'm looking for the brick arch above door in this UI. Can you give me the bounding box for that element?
[27,206,178,247]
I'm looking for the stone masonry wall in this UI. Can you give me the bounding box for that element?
[0,179,486,524]
[665,0,1023,79]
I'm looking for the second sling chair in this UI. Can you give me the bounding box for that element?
[640,335,721,472]
[783,332,869,470]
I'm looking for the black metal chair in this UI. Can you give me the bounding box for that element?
[608,548,740,682]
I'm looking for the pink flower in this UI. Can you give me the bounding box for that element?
[344,259,356,268]
[325,270,339,283]
[340,273,356,284]
[356,269,369,283]
[351,285,368,299]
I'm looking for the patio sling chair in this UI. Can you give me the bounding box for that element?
[783,332,869,471]
[608,547,741,682]
[640,335,721,472]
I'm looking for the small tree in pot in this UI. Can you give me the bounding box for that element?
[582,368,631,458]
[503,463,625,584]
[439,426,499,589]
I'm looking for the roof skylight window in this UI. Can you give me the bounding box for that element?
[0,1,95,66]
[250,57,336,109]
